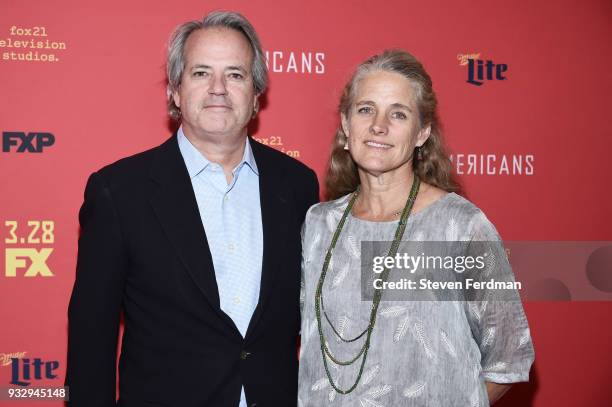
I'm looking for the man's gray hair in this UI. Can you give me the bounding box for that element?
[166,11,268,121]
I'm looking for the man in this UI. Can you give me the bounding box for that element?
[66,11,319,407]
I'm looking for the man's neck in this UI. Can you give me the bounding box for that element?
[182,127,248,183]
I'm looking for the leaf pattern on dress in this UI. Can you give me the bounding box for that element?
[483,361,508,372]
[479,298,489,316]
[308,232,321,260]
[445,217,459,242]
[361,364,381,386]
[332,263,350,288]
[412,231,425,242]
[412,321,436,359]
[483,249,497,277]
[393,315,411,342]
[366,384,392,399]
[469,388,481,407]
[359,398,384,407]
[336,315,350,342]
[302,318,317,342]
[345,234,360,259]
[440,329,457,358]
[380,305,408,318]
[481,327,496,348]
[328,388,336,402]
[326,210,339,233]
[311,377,329,391]
[403,381,426,398]
[468,302,481,323]
[517,328,531,349]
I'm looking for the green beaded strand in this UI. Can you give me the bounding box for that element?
[314,176,420,395]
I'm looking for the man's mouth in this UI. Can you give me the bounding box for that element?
[203,104,231,109]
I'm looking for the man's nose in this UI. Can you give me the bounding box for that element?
[208,74,228,95]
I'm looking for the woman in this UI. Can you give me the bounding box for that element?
[298,50,534,406]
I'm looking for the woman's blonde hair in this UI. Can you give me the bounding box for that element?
[325,49,460,200]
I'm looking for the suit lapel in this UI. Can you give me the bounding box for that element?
[148,135,237,332]
[245,138,291,340]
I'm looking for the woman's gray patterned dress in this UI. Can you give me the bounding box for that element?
[298,193,535,407]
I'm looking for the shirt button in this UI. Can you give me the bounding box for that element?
[233,297,240,305]
[240,350,251,360]
[228,243,235,251]
[224,195,229,202]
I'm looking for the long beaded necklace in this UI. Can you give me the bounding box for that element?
[314,175,420,394]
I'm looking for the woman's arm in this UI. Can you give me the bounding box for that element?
[486,382,512,404]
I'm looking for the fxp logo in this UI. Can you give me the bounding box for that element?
[2,132,55,153]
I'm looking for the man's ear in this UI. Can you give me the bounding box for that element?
[253,95,259,114]
[172,85,181,109]
[416,125,431,147]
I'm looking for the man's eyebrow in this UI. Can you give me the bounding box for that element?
[225,66,247,73]
[189,65,247,73]
[191,64,211,70]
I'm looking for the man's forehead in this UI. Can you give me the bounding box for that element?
[184,27,253,68]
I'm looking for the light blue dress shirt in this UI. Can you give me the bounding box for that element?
[178,127,263,407]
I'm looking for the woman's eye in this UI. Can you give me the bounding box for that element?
[392,111,407,120]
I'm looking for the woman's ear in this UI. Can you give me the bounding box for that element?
[416,125,431,147]
[341,114,350,137]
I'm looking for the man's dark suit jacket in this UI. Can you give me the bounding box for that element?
[66,134,319,407]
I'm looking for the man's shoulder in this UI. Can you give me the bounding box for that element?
[91,136,175,187]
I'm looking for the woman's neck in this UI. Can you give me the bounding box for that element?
[353,169,416,221]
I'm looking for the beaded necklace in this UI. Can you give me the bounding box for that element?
[314,175,420,394]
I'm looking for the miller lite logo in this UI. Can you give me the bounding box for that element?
[466,59,508,86]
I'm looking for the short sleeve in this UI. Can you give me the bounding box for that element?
[464,212,535,383]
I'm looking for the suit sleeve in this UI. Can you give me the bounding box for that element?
[66,172,128,406]
[304,168,320,216]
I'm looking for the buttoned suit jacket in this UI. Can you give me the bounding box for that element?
[66,134,319,407]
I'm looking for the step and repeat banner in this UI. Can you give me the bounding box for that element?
[1,0,611,405]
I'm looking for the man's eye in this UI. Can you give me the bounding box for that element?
[392,111,407,120]
[228,73,244,80]
[357,106,373,114]
[193,71,208,77]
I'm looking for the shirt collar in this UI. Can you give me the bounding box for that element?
[177,126,259,179]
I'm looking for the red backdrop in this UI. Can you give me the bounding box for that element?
[1,0,611,405]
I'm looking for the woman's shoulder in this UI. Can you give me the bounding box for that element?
[432,192,502,240]
[305,193,352,220]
